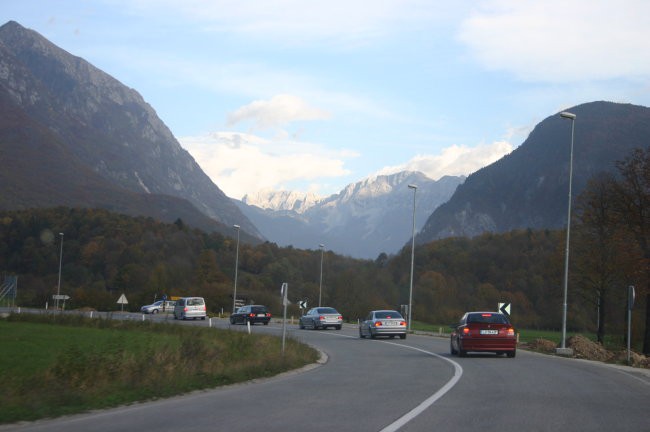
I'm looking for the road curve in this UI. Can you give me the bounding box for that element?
[2,318,649,432]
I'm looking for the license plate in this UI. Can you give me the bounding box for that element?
[480,330,499,335]
[387,320,400,326]
[257,314,265,317]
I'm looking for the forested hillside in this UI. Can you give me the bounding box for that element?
[2,204,644,352]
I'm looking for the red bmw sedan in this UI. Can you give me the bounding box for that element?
[450,312,517,358]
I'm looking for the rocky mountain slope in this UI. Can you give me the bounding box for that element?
[417,101,650,243]
[0,21,261,240]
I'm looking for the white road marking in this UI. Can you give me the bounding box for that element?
[316,331,464,432]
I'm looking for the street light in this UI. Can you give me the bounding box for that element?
[232,224,240,314]
[56,232,64,310]
[558,111,576,354]
[407,184,417,331]
[318,244,325,307]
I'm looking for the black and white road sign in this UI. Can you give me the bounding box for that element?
[498,302,511,316]
[299,300,307,309]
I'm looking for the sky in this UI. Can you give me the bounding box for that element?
[3,1,650,199]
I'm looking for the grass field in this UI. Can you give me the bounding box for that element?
[0,313,318,424]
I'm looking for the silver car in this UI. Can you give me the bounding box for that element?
[173,297,207,320]
[359,310,407,339]
[140,300,175,314]
[299,307,343,330]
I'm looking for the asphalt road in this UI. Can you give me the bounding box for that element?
[3,315,650,432]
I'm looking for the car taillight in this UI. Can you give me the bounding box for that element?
[183,307,188,312]
[338,316,343,320]
[399,321,406,326]
[506,327,515,336]
[266,313,272,317]
[319,316,325,320]
[374,321,382,327]
[462,327,470,335]
[248,313,255,317]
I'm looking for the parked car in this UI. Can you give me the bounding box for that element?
[359,310,407,339]
[450,311,517,357]
[140,300,176,314]
[173,297,207,320]
[230,305,271,325]
[299,307,343,330]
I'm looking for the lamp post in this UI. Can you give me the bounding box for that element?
[558,111,576,354]
[318,244,325,307]
[55,232,64,310]
[408,184,417,331]
[232,224,240,313]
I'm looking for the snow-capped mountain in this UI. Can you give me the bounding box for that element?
[242,190,322,214]
[235,171,464,259]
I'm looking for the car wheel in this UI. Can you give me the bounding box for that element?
[152,309,159,314]
[400,334,406,340]
[299,321,305,329]
[507,350,516,358]
[459,349,467,357]
[263,321,269,325]
[336,325,342,330]
[370,330,376,339]
[359,328,365,338]
[230,317,235,324]
[450,340,458,355]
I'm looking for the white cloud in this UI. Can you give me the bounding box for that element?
[179,132,352,199]
[458,0,650,82]
[376,141,513,180]
[226,94,330,130]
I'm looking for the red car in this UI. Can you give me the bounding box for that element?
[450,312,517,357]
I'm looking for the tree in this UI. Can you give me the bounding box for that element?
[609,148,650,354]
[574,175,638,343]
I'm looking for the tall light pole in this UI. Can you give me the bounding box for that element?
[56,232,64,310]
[408,184,417,331]
[558,111,576,354]
[318,244,325,307]
[232,224,240,313]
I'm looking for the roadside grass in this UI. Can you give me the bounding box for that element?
[0,313,319,424]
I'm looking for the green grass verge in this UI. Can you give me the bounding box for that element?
[0,313,318,424]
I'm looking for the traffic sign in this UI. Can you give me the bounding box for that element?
[52,294,70,300]
[117,294,128,304]
[499,302,511,316]
[299,300,307,309]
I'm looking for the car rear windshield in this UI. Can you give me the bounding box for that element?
[317,308,338,314]
[186,298,204,306]
[375,311,402,319]
[251,306,267,313]
[467,313,508,324]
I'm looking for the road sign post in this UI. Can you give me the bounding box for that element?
[281,283,288,354]
[627,285,635,364]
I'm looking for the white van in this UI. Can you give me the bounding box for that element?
[173,297,207,320]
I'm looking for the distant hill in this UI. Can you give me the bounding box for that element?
[417,101,650,243]
[236,171,464,259]
[0,21,262,241]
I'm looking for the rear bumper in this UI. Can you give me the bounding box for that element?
[372,327,406,336]
[460,337,516,352]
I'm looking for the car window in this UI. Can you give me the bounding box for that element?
[187,298,203,306]
[251,306,267,313]
[318,308,338,314]
[375,311,402,319]
[467,313,508,324]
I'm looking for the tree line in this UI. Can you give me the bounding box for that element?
[1,148,648,354]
